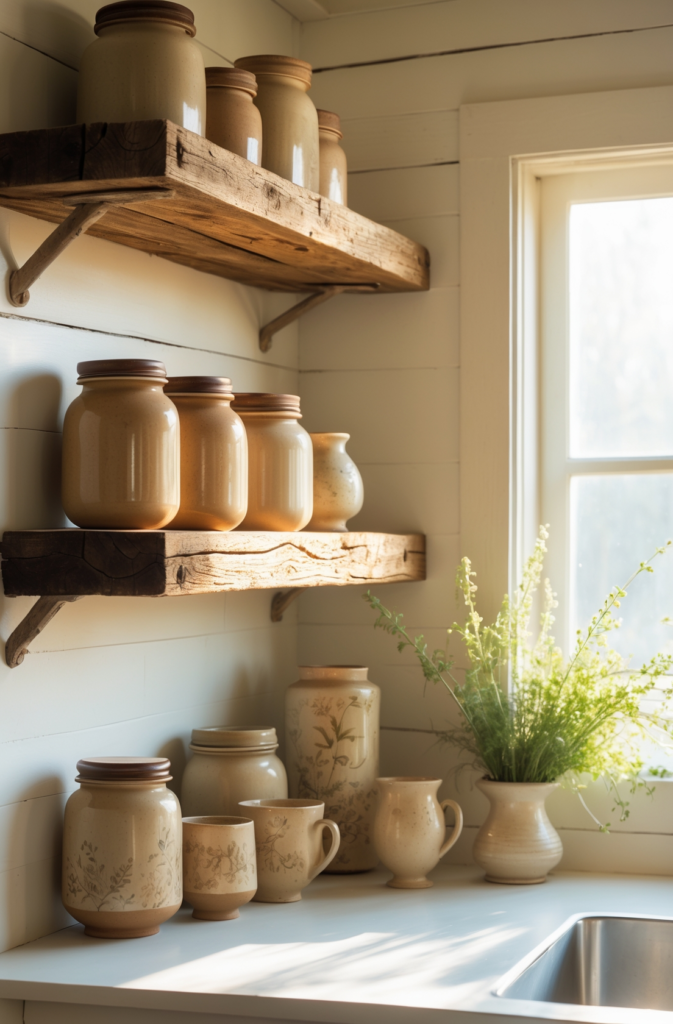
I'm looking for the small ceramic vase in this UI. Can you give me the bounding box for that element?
[318,110,347,205]
[183,816,257,920]
[205,67,262,164]
[306,433,364,532]
[239,799,340,903]
[372,777,463,889]
[473,779,563,884]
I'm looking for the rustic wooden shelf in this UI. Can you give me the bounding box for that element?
[1,530,425,667]
[0,120,430,296]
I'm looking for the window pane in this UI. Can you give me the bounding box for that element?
[569,197,673,458]
[570,474,673,665]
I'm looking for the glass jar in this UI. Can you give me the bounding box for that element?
[62,359,180,529]
[62,757,182,938]
[318,110,347,206]
[181,727,288,817]
[205,67,262,165]
[234,55,318,190]
[77,1,205,135]
[286,666,380,872]
[231,393,313,531]
[164,376,248,531]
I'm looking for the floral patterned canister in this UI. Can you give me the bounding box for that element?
[285,666,380,872]
[62,757,182,938]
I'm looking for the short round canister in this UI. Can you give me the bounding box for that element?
[205,67,262,164]
[317,109,347,205]
[164,376,248,531]
[181,727,288,818]
[62,757,183,938]
[62,359,180,529]
[77,1,206,134]
[231,393,313,531]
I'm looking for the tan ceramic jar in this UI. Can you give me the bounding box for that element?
[77,2,205,134]
[183,815,257,920]
[164,376,247,531]
[318,110,347,205]
[234,55,318,190]
[181,727,288,818]
[232,394,313,531]
[205,67,262,164]
[62,757,182,939]
[307,433,364,532]
[62,359,180,529]
[285,666,380,872]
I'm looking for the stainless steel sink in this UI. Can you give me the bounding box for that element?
[496,914,673,1012]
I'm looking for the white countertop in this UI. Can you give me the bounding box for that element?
[1,866,673,1023]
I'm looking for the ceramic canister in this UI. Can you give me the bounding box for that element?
[285,666,380,872]
[164,376,248,531]
[234,55,319,190]
[472,779,563,884]
[205,67,262,164]
[62,757,182,938]
[317,110,347,206]
[183,815,257,920]
[231,394,313,531]
[181,727,288,818]
[306,433,364,532]
[77,1,206,134]
[62,359,180,530]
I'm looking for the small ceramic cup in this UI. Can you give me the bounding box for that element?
[239,799,340,903]
[372,777,463,889]
[182,816,257,920]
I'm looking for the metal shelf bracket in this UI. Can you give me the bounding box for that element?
[259,283,380,352]
[5,595,84,668]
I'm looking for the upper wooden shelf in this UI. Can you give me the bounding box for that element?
[0,120,430,293]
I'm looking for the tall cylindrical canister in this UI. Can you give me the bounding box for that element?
[285,666,380,872]
[77,1,206,134]
[181,727,288,817]
[234,55,319,190]
[205,66,262,164]
[62,757,182,938]
[231,393,313,531]
[62,359,180,529]
[164,376,248,530]
[318,110,347,205]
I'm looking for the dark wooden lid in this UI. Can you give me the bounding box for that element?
[77,359,167,379]
[164,375,233,395]
[231,393,301,415]
[76,756,171,781]
[234,55,312,88]
[317,109,342,137]
[206,67,257,96]
[95,1,196,36]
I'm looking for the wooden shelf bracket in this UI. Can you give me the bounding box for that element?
[259,283,380,352]
[5,595,84,668]
[7,188,175,307]
[270,587,303,622]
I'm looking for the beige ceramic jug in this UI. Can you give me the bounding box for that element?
[306,433,364,531]
[473,779,563,884]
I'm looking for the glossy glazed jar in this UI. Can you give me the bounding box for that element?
[318,110,347,205]
[307,432,363,532]
[234,55,318,190]
[62,757,182,938]
[205,67,262,164]
[164,376,247,531]
[231,394,313,531]
[285,666,380,872]
[77,1,205,134]
[181,727,288,818]
[62,359,180,529]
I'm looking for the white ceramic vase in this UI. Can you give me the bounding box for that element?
[473,779,563,885]
[306,433,364,532]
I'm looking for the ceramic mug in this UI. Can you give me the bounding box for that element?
[183,816,257,920]
[239,799,340,902]
[372,777,463,889]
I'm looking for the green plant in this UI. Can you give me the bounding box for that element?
[365,526,673,828]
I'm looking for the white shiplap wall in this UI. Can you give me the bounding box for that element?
[297,0,673,873]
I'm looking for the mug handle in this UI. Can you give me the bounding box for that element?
[439,799,464,858]
[309,819,341,881]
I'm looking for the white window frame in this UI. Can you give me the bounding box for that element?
[460,84,673,627]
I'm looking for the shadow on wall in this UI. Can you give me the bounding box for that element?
[4,374,65,531]
[20,0,94,70]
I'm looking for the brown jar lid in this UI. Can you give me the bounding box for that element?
[317,110,343,138]
[191,726,278,748]
[77,358,167,379]
[95,1,196,36]
[231,393,301,415]
[76,756,171,781]
[234,55,312,88]
[206,67,257,96]
[164,376,233,395]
